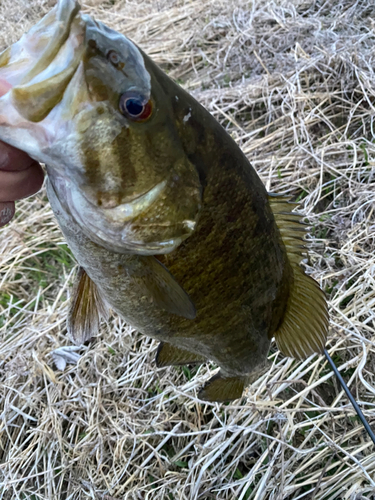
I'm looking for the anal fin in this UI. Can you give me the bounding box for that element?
[198,372,245,402]
[67,267,109,345]
[269,194,329,360]
[156,342,206,367]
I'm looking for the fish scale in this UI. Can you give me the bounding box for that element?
[0,0,329,401]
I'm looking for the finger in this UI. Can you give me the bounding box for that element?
[0,140,38,172]
[0,162,44,202]
[0,79,39,173]
[0,201,15,227]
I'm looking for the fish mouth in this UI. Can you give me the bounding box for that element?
[0,0,84,122]
[0,0,87,161]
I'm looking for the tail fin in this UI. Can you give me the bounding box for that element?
[269,194,329,360]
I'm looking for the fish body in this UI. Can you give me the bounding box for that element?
[0,0,328,400]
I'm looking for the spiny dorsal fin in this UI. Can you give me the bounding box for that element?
[156,342,206,367]
[67,267,109,345]
[269,194,329,360]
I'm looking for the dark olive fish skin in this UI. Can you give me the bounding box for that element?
[48,51,291,385]
[0,0,329,401]
[146,55,292,368]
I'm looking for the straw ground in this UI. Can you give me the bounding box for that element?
[1,0,375,498]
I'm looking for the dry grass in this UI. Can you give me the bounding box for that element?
[1,0,375,498]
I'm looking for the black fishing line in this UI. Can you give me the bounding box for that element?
[324,348,375,446]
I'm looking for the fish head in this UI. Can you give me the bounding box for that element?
[0,0,202,254]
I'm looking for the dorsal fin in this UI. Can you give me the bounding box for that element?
[269,194,329,360]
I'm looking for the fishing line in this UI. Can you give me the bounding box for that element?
[324,348,375,446]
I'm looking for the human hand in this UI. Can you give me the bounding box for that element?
[0,80,44,228]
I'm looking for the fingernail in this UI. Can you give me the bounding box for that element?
[0,201,15,227]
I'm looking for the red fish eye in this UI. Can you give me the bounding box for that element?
[119,92,153,122]
[107,49,121,65]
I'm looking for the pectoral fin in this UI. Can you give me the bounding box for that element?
[67,267,109,345]
[156,342,206,367]
[135,256,196,320]
[198,372,245,402]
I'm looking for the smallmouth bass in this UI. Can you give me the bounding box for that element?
[0,0,329,401]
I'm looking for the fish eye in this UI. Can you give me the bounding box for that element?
[119,92,153,122]
[107,49,121,65]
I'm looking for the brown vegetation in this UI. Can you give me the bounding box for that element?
[1,0,375,498]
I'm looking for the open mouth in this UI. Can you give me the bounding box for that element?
[0,0,86,162]
[0,0,83,123]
